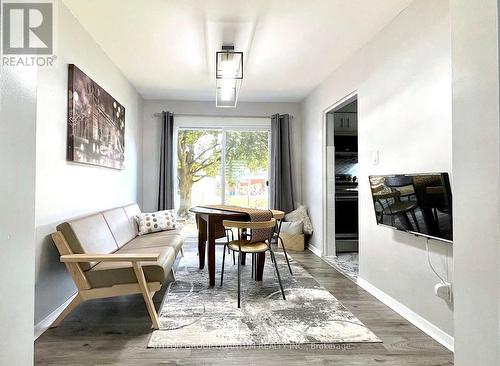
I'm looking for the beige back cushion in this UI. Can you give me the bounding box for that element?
[102,208,137,248]
[57,214,119,270]
[123,203,141,236]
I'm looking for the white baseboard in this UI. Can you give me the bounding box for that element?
[34,293,77,340]
[307,244,323,257]
[357,277,454,352]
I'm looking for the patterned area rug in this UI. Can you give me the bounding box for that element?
[323,253,359,282]
[148,245,379,348]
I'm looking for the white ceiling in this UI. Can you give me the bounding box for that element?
[63,0,411,102]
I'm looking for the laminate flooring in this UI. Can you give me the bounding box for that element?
[35,241,453,365]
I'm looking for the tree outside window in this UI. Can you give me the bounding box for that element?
[176,129,269,220]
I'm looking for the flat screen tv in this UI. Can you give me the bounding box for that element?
[369,173,452,243]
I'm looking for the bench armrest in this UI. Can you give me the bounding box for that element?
[60,253,160,263]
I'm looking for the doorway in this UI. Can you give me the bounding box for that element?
[324,94,359,280]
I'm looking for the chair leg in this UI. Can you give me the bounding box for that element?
[279,236,293,275]
[253,254,257,279]
[223,230,234,265]
[50,293,82,328]
[180,246,185,257]
[270,250,286,300]
[132,262,160,330]
[232,250,236,265]
[221,244,227,286]
[251,253,255,279]
[410,210,420,232]
[237,251,242,308]
[227,231,232,254]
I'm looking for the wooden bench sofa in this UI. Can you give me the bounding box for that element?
[50,204,184,329]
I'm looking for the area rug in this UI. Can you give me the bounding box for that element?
[323,253,359,282]
[148,245,380,348]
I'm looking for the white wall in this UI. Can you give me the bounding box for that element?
[451,0,500,365]
[34,1,144,324]
[0,65,38,365]
[142,100,302,212]
[302,0,453,341]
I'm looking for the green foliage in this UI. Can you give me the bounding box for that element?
[176,129,269,215]
[225,131,268,184]
[177,130,222,184]
[177,129,268,181]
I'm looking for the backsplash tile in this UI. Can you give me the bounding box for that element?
[335,157,358,176]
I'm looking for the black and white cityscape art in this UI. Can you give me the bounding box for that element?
[67,64,125,169]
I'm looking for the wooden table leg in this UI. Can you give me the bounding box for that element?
[198,215,207,270]
[207,216,216,287]
[255,252,266,281]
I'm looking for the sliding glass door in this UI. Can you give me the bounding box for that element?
[175,127,270,222]
[174,127,270,222]
[224,130,270,209]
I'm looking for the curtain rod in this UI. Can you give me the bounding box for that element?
[152,112,293,119]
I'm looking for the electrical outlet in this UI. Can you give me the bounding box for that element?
[434,282,452,302]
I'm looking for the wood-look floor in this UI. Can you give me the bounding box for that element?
[35,242,454,365]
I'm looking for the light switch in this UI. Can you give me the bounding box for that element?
[371,150,379,165]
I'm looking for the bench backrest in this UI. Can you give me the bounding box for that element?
[102,207,137,248]
[55,203,142,271]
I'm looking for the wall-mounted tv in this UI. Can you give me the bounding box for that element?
[369,173,452,243]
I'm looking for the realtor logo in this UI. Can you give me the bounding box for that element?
[2,2,53,54]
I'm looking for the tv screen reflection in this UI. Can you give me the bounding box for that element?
[369,173,452,242]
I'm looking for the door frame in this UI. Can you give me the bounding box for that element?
[321,90,358,257]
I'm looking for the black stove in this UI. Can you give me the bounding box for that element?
[335,174,358,196]
[335,174,358,185]
[334,174,358,240]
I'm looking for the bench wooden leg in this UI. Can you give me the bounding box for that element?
[50,293,82,328]
[132,263,160,330]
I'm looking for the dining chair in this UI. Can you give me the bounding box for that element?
[249,210,293,277]
[225,227,236,265]
[220,218,286,308]
[269,209,293,275]
[372,186,420,231]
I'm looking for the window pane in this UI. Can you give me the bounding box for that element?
[176,129,222,223]
[224,130,269,209]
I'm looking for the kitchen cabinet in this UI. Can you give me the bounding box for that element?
[334,112,357,135]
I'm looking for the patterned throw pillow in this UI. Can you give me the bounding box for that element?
[135,210,177,235]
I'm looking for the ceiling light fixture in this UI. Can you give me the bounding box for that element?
[216,45,243,108]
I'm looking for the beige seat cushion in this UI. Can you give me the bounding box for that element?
[141,228,186,239]
[228,240,268,253]
[57,214,118,270]
[126,233,184,255]
[102,207,136,248]
[85,246,175,288]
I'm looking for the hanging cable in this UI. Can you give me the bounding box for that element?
[425,238,448,284]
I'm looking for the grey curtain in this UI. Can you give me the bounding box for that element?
[158,111,174,210]
[270,114,295,213]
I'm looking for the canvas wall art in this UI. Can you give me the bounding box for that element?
[67,64,125,169]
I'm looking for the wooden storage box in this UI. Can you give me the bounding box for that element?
[278,233,305,251]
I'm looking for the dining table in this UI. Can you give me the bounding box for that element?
[189,205,269,287]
